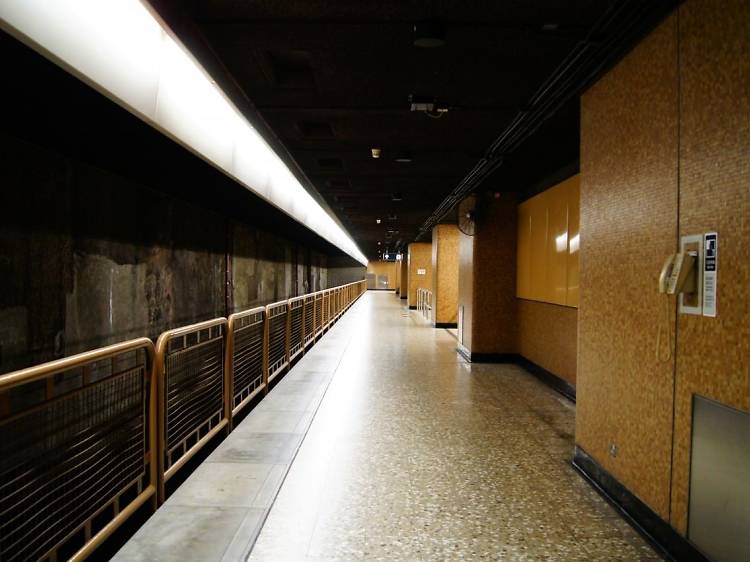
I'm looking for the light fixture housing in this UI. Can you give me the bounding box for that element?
[371,147,382,159]
[0,0,368,266]
[376,218,381,224]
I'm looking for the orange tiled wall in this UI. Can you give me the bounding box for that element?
[458,193,518,354]
[578,11,679,521]
[517,300,577,385]
[366,260,398,289]
[432,224,459,324]
[407,242,432,307]
[669,0,750,534]
[577,0,750,533]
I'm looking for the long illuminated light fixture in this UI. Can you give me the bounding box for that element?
[1,0,368,265]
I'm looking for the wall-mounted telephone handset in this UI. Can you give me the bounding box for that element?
[658,252,696,295]
[655,252,697,362]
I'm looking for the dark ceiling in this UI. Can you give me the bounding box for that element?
[155,0,678,259]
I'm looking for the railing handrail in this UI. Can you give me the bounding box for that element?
[227,305,265,323]
[154,317,228,350]
[0,336,155,391]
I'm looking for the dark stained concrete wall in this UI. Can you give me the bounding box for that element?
[0,133,363,374]
[327,254,367,289]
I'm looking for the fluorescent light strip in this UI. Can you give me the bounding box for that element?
[1,0,368,265]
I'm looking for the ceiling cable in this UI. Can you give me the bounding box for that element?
[414,0,681,242]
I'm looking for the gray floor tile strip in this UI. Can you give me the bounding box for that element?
[112,301,363,562]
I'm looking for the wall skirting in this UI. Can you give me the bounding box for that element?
[434,322,458,329]
[573,447,709,562]
[458,349,576,402]
[516,356,576,402]
[456,346,517,365]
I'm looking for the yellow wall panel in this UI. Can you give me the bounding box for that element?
[528,192,548,302]
[566,176,581,306]
[516,174,579,308]
[516,201,532,299]
[546,181,569,305]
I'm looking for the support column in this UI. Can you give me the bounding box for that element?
[399,254,408,300]
[394,255,402,296]
[431,224,459,328]
[407,242,431,309]
[457,193,518,361]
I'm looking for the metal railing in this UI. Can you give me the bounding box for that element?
[289,296,305,362]
[322,290,331,330]
[303,294,315,349]
[314,291,324,338]
[0,338,157,562]
[416,288,433,322]
[266,301,290,384]
[226,306,265,422]
[156,318,229,496]
[0,279,366,561]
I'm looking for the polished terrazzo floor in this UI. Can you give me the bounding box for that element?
[249,291,660,561]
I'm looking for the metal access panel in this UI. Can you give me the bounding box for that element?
[688,395,750,561]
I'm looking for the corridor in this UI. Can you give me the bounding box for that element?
[248,292,657,561]
[2,2,748,560]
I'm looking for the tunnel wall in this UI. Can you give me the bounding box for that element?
[577,0,750,535]
[0,133,364,375]
[327,254,367,289]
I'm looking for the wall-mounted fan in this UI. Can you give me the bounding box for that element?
[457,195,477,236]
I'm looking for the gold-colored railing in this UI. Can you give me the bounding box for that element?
[322,290,331,330]
[289,296,305,362]
[156,318,229,498]
[314,291,324,337]
[0,280,366,561]
[266,301,290,384]
[226,306,266,422]
[0,338,157,562]
[303,294,315,349]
